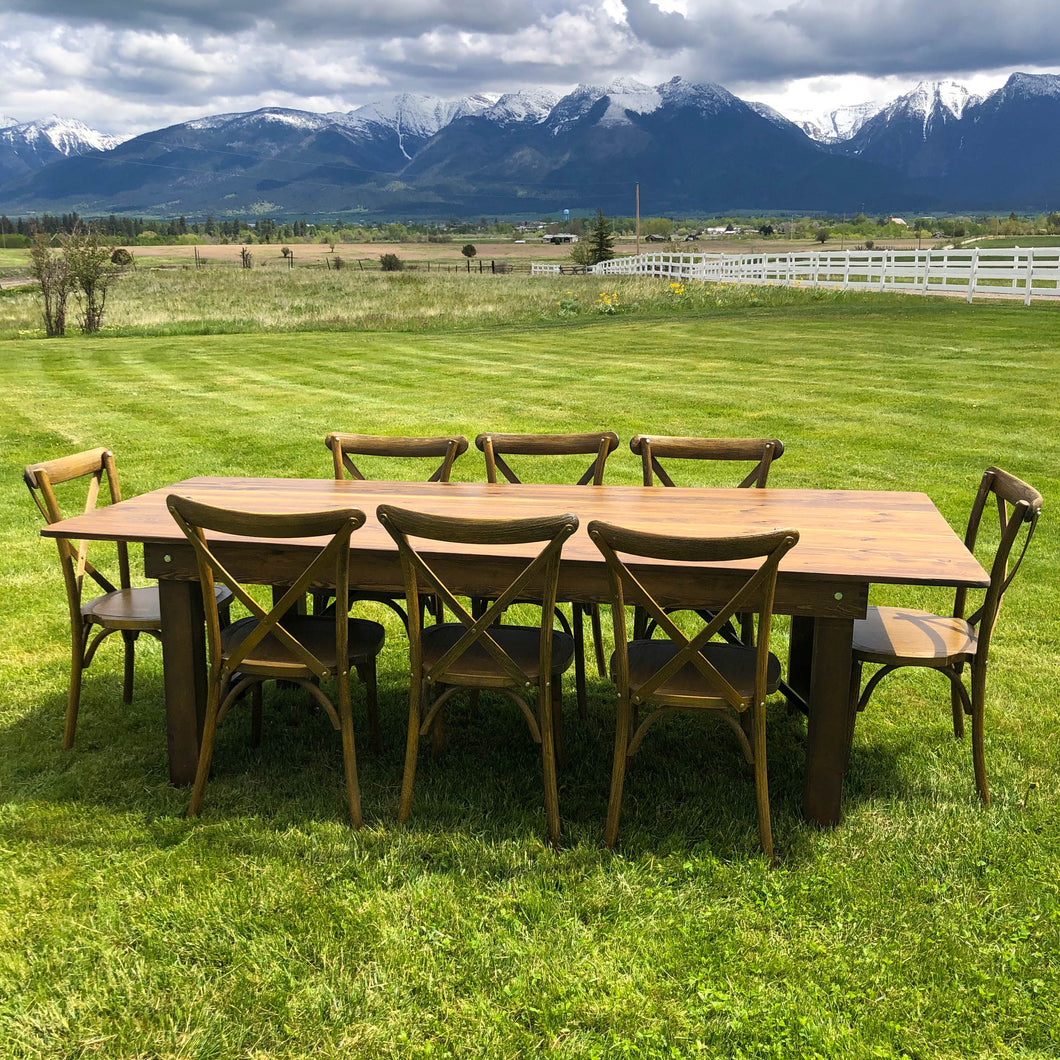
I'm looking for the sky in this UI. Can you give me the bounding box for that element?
[2,0,1059,135]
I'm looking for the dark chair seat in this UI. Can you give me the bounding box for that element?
[423,622,575,686]
[222,615,386,676]
[620,639,782,703]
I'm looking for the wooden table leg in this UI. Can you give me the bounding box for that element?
[786,615,814,714]
[159,578,207,787]
[801,616,855,828]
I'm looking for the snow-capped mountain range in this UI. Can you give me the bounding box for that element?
[0,115,124,186]
[2,72,1059,216]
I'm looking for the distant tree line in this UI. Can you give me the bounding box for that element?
[5,210,1060,249]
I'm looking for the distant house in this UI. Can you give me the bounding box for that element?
[644,233,667,242]
[889,217,908,226]
[546,233,579,244]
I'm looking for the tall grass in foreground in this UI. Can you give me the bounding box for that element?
[0,289,1058,1058]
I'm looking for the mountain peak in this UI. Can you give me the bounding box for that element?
[898,81,979,122]
[483,89,559,125]
[997,71,1060,100]
[788,100,883,143]
[343,93,494,137]
[0,115,122,154]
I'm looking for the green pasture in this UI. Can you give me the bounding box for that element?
[1,279,1059,1058]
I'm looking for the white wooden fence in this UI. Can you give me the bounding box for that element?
[533,247,1060,305]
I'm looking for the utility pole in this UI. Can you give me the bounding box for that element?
[635,182,640,257]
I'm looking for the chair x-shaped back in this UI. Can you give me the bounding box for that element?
[167,495,380,826]
[378,504,578,844]
[589,520,799,858]
[326,432,469,483]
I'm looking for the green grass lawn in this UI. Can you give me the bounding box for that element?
[1,281,1059,1057]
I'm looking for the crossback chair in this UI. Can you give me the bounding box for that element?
[478,431,620,486]
[630,436,784,489]
[377,504,579,845]
[475,430,620,714]
[629,435,785,647]
[24,447,229,749]
[320,432,470,629]
[850,467,1042,804]
[325,432,469,484]
[589,520,800,860]
[167,495,385,826]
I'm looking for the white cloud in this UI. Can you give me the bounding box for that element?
[1,2,1060,135]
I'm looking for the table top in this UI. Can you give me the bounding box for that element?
[43,476,989,592]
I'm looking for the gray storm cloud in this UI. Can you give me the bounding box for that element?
[2,1,1060,134]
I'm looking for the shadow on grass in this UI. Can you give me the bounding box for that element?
[1,658,920,866]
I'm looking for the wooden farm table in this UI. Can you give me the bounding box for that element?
[42,476,989,826]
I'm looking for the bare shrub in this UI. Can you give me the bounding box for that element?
[64,227,119,334]
[29,232,71,337]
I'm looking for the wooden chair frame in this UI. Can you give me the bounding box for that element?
[477,431,620,486]
[377,503,578,845]
[589,520,799,859]
[474,430,620,712]
[25,447,163,749]
[325,432,469,484]
[629,435,784,489]
[320,433,469,630]
[850,466,1042,803]
[168,495,383,826]
[629,435,786,654]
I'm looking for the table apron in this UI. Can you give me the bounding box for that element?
[145,542,867,619]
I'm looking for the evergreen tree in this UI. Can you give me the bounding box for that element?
[586,209,615,266]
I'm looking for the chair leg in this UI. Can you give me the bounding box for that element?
[604,697,632,848]
[249,684,263,747]
[573,605,587,718]
[357,660,381,755]
[539,680,562,846]
[589,604,606,676]
[950,660,967,738]
[848,659,863,717]
[551,673,566,770]
[970,663,989,805]
[399,680,425,824]
[63,633,87,750]
[337,677,363,828]
[430,712,446,759]
[751,701,774,864]
[121,631,137,704]
[188,683,223,816]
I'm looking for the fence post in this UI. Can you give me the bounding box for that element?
[967,249,979,303]
[1024,247,1035,306]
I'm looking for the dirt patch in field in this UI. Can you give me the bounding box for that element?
[124,241,576,268]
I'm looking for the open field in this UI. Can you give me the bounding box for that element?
[1,281,1059,1057]
[0,235,936,281]
[0,267,862,338]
